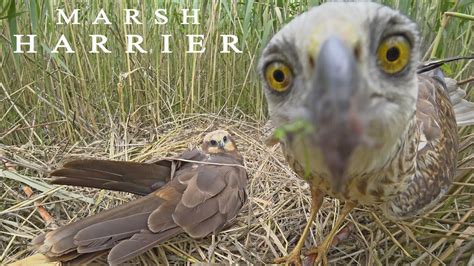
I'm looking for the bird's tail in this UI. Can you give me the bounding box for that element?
[50,159,173,195]
[445,78,474,127]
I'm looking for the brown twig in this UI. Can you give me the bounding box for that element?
[457,76,474,86]
[22,186,57,228]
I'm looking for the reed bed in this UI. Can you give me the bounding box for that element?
[1,0,472,144]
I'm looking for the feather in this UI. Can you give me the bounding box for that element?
[75,212,151,253]
[51,159,173,195]
[36,194,162,256]
[179,170,226,208]
[107,228,182,265]
[418,64,474,127]
[445,78,474,126]
[185,213,227,238]
[60,250,107,264]
[52,177,153,196]
[146,203,177,233]
[171,197,219,230]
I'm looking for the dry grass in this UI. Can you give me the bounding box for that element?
[1,115,473,265]
[1,0,473,265]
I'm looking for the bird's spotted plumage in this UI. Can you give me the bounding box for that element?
[32,130,247,265]
[259,2,474,264]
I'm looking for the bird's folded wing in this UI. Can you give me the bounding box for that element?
[152,156,248,238]
[105,157,248,265]
[445,78,474,127]
[107,228,182,265]
[417,57,474,127]
[98,182,184,264]
[32,194,164,258]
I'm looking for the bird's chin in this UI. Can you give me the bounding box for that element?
[282,118,400,186]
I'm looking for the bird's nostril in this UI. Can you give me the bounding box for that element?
[353,42,362,61]
[370,93,384,99]
[308,55,315,68]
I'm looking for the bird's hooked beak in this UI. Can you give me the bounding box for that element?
[307,36,365,190]
[218,141,225,149]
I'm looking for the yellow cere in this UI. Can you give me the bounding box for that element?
[377,35,410,74]
[307,20,359,62]
[265,62,292,92]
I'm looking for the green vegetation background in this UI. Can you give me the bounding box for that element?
[1,0,473,145]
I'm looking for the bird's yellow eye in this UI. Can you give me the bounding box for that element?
[377,36,411,74]
[265,62,292,92]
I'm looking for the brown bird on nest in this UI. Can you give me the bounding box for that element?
[259,2,474,265]
[32,130,247,265]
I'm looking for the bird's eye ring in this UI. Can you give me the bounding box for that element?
[377,35,411,74]
[210,140,217,146]
[264,62,293,92]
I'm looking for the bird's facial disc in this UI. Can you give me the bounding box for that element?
[203,130,236,154]
[259,2,419,184]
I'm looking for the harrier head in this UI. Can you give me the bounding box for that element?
[259,2,420,188]
[202,130,238,155]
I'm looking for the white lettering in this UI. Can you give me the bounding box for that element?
[14,35,37,53]
[90,35,111,53]
[181,9,199,25]
[125,9,142,24]
[220,35,242,53]
[52,35,74,53]
[187,35,205,53]
[161,35,172,53]
[56,9,79,25]
[126,35,147,53]
[154,9,168,24]
[92,9,111,25]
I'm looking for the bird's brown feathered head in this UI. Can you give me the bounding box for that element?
[259,2,420,190]
[202,130,239,155]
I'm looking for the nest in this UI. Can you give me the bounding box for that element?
[1,115,473,265]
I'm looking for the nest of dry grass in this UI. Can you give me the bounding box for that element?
[1,115,473,265]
